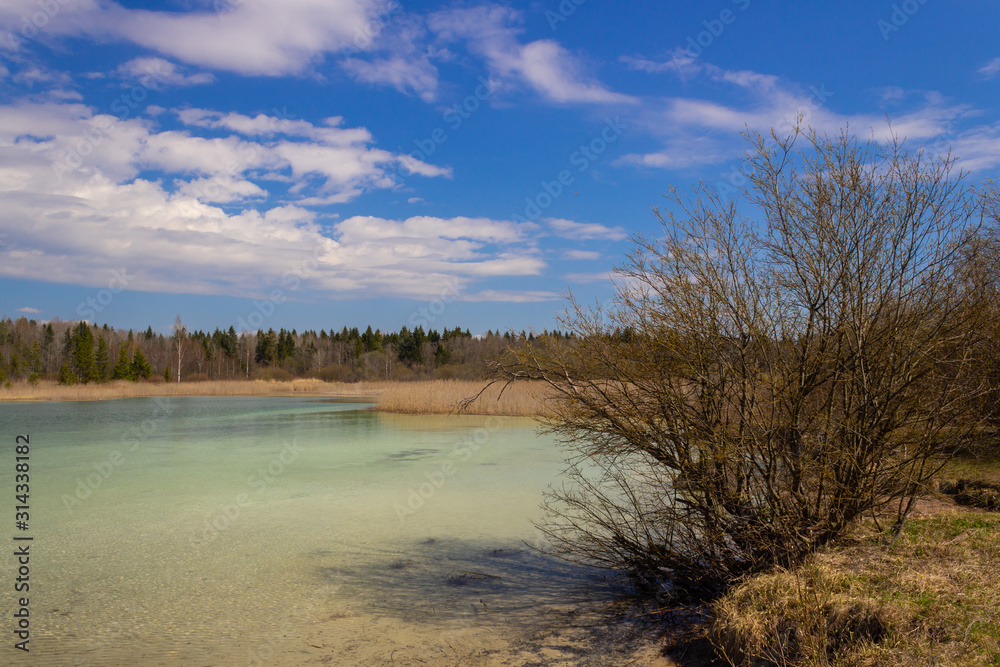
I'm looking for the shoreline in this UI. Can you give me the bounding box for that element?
[0,378,551,416]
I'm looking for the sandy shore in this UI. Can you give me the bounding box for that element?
[0,378,552,416]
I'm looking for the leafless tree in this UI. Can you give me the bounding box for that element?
[491,126,993,598]
[172,315,186,384]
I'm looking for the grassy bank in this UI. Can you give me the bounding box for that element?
[710,507,1000,666]
[0,378,552,416]
[661,453,1000,666]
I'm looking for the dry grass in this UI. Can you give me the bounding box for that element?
[710,508,1000,666]
[939,454,1000,486]
[0,378,553,416]
[375,379,554,416]
[0,379,380,402]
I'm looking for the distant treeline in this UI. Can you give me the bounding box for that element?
[0,317,575,385]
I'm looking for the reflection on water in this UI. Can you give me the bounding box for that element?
[0,396,647,666]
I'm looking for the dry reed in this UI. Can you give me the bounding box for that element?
[0,379,552,416]
[374,379,553,416]
[0,379,378,402]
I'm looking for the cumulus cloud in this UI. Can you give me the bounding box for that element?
[0,0,390,76]
[17,306,40,313]
[0,101,535,301]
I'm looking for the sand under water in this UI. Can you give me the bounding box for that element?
[0,396,671,665]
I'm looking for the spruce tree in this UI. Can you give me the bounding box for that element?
[94,336,111,382]
[112,343,134,381]
[58,361,77,385]
[131,348,152,380]
[28,341,43,383]
[71,322,97,383]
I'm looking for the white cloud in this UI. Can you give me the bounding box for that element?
[17,306,40,314]
[563,271,613,284]
[948,124,1000,171]
[459,290,559,302]
[622,50,779,91]
[547,218,627,241]
[116,57,214,87]
[113,0,391,76]
[562,249,601,260]
[0,0,390,76]
[342,56,438,102]
[0,101,533,301]
[620,54,681,75]
[428,5,635,105]
[616,59,981,171]
[336,216,527,245]
[978,58,1000,80]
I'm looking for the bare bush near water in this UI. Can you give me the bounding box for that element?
[492,126,996,598]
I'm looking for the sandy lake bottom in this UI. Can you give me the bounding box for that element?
[0,396,664,666]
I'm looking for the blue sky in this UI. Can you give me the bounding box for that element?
[0,0,998,336]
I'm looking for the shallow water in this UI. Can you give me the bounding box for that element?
[0,397,640,666]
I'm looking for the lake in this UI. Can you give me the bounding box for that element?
[0,396,644,666]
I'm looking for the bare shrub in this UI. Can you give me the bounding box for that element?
[493,126,992,598]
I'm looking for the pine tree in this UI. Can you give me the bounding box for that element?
[71,322,97,383]
[163,365,171,382]
[94,336,111,382]
[28,341,43,383]
[434,342,450,365]
[278,329,296,360]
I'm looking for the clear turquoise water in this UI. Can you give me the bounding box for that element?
[0,397,622,666]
